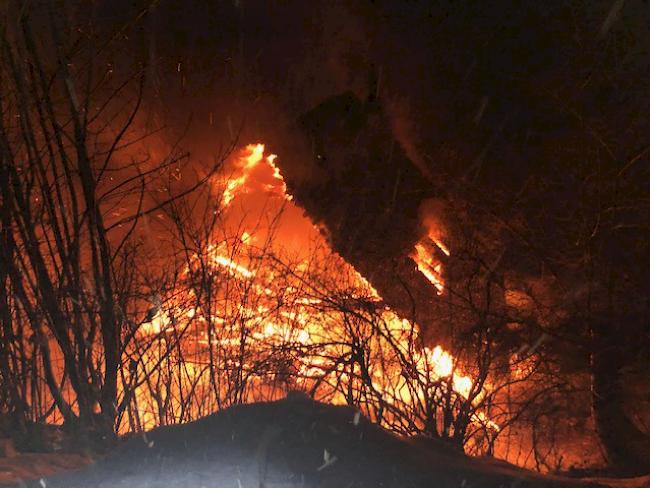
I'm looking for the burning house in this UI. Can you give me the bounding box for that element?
[0,0,649,486]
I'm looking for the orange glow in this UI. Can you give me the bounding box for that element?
[211,252,255,278]
[125,144,495,435]
[220,143,291,206]
[412,237,447,294]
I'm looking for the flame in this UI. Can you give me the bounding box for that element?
[412,237,447,294]
[126,144,496,435]
[221,143,264,205]
[220,143,291,206]
[212,252,255,278]
[411,198,450,294]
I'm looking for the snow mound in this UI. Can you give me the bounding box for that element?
[6,397,606,487]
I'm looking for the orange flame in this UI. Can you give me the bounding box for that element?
[412,235,448,294]
[221,143,291,206]
[128,144,496,434]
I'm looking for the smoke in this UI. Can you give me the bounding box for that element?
[417,199,450,249]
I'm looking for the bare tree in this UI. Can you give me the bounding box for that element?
[0,0,223,446]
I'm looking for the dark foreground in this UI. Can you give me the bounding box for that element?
[6,397,603,487]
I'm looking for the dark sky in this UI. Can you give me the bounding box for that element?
[89,0,649,176]
[85,0,650,294]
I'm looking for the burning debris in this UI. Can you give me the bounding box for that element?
[125,144,494,442]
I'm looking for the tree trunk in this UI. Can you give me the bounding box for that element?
[591,320,650,475]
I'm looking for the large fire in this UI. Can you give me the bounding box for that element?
[126,144,496,436]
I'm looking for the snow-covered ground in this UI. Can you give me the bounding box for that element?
[585,475,650,488]
[1,398,647,487]
[0,452,90,486]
